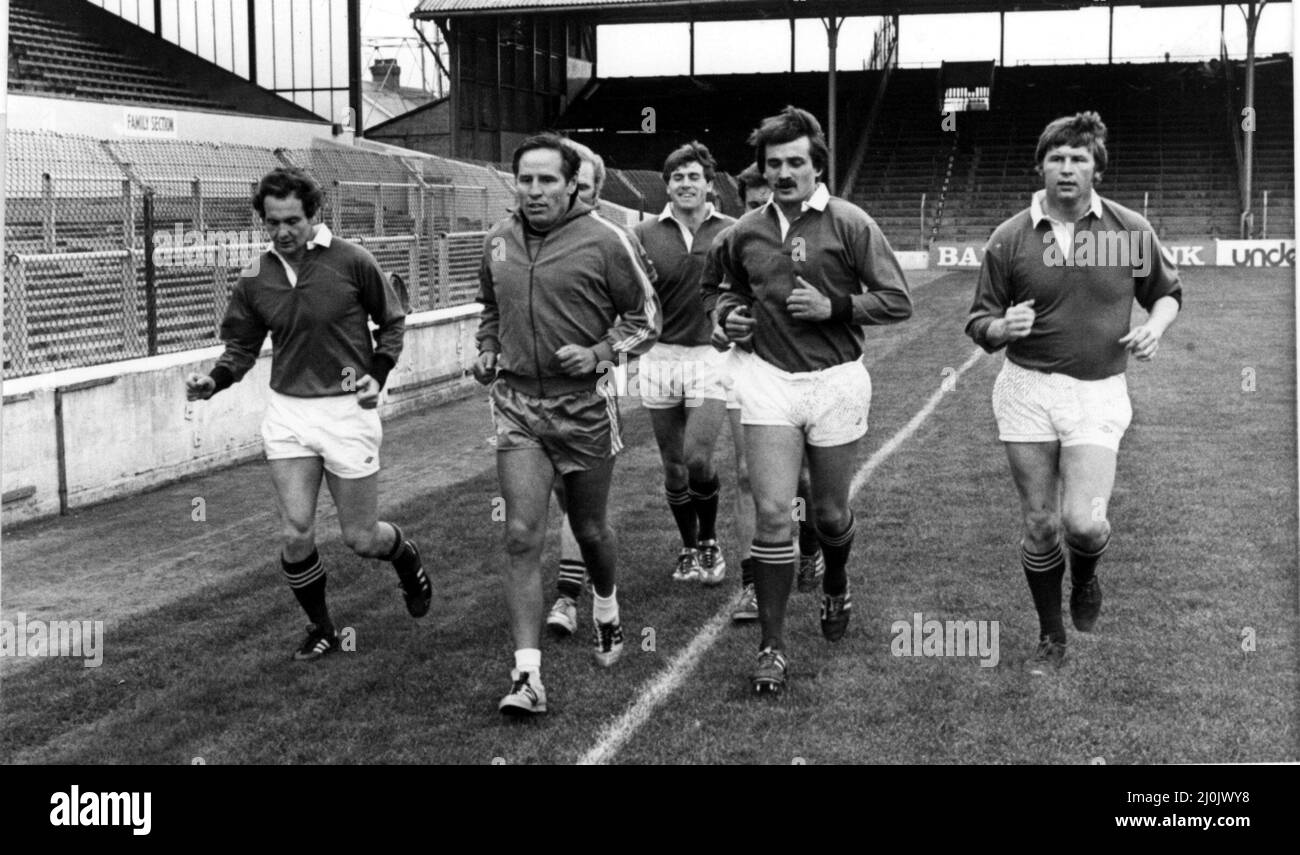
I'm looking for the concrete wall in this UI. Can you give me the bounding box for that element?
[7,94,342,148]
[1,304,480,528]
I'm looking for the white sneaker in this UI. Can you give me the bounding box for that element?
[672,547,702,582]
[697,539,727,586]
[593,619,624,667]
[546,596,578,636]
[731,584,759,622]
[499,669,547,716]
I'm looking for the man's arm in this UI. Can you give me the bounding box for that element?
[198,279,268,398]
[701,228,753,332]
[357,254,406,391]
[966,238,1019,352]
[593,227,661,363]
[473,235,501,384]
[1119,295,1179,361]
[843,218,913,325]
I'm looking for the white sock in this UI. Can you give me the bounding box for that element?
[592,588,619,624]
[514,648,541,676]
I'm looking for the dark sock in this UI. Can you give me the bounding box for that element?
[666,485,698,548]
[817,513,856,597]
[797,517,820,557]
[750,539,796,651]
[1067,535,1108,586]
[384,522,420,579]
[688,475,721,542]
[557,559,586,601]
[282,549,332,633]
[1022,541,1066,643]
[740,557,756,588]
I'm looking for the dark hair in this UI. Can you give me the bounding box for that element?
[1034,111,1108,174]
[254,167,323,219]
[748,105,829,177]
[736,163,769,192]
[661,141,717,184]
[512,133,580,181]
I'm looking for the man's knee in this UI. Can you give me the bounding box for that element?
[1063,511,1110,550]
[685,454,715,483]
[281,520,315,554]
[662,460,688,488]
[340,523,385,556]
[504,519,544,557]
[568,516,610,547]
[812,499,850,535]
[754,497,792,536]
[1022,509,1060,548]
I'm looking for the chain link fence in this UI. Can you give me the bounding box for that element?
[4,130,644,380]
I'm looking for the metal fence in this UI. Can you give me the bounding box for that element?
[2,130,644,380]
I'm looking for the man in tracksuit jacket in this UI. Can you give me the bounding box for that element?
[475,133,660,717]
[704,106,912,696]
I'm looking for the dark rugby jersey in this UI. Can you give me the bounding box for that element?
[210,225,405,397]
[966,192,1183,380]
[702,184,912,372]
[633,205,735,346]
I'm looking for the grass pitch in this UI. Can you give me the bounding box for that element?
[1,267,1295,764]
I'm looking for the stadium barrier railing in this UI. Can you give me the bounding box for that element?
[3,130,644,380]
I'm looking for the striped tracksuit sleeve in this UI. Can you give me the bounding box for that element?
[475,233,501,355]
[593,224,661,362]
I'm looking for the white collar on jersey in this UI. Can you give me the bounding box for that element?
[1030,188,1103,227]
[268,224,331,287]
[657,201,721,223]
[768,183,830,240]
[266,222,332,253]
[657,202,720,250]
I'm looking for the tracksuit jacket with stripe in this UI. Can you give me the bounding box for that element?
[476,199,661,397]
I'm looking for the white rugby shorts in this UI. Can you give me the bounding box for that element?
[729,349,871,447]
[638,342,731,409]
[992,358,1132,451]
[261,390,383,478]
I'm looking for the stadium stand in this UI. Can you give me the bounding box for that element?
[559,60,1293,248]
[558,71,879,180]
[856,60,1293,245]
[7,0,225,110]
[932,63,1242,244]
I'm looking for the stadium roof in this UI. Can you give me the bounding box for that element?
[413,0,1220,24]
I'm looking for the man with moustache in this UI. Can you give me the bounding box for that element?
[724,164,826,617]
[705,106,912,695]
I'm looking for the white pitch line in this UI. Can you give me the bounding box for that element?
[848,347,985,498]
[576,347,988,766]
